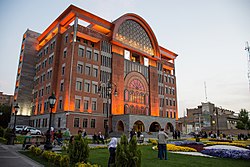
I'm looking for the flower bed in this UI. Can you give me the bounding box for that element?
[201,149,250,160]
[205,142,247,148]
[168,140,204,152]
[152,144,197,152]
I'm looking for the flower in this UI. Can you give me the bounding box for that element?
[201,149,250,160]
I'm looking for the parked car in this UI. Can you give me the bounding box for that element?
[15,125,27,134]
[22,126,41,135]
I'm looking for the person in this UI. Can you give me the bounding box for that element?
[82,129,87,138]
[93,133,98,144]
[130,129,136,142]
[98,132,105,144]
[108,137,117,167]
[137,130,141,139]
[78,128,82,135]
[157,128,168,160]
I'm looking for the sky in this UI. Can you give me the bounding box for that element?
[0,0,249,117]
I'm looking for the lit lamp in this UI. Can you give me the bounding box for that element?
[12,103,20,145]
[44,93,56,150]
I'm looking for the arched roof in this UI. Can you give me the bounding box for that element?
[111,13,160,58]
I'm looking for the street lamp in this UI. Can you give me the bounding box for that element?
[214,107,220,137]
[98,80,117,139]
[11,103,20,145]
[44,93,56,150]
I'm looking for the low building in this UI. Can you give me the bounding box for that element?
[0,92,13,106]
[177,102,238,135]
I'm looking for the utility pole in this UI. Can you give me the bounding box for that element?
[245,42,250,91]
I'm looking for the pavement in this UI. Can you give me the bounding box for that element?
[0,143,43,167]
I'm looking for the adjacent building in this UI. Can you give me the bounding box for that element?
[177,102,238,135]
[0,92,13,106]
[14,5,178,135]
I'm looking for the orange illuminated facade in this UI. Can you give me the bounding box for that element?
[15,5,178,135]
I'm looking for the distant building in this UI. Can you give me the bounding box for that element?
[13,5,178,135]
[0,92,13,106]
[177,102,238,134]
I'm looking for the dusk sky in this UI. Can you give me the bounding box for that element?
[0,0,249,117]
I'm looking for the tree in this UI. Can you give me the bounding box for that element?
[68,134,90,164]
[236,109,250,130]
[0,105,11,128]
[116,135,141,167]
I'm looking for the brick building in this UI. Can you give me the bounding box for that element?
[0,92,13,106]
[14,5,178,135]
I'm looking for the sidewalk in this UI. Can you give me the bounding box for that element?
[0,143,43,167]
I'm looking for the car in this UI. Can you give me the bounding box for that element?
[15,125,27,134]
[23,126,41,135]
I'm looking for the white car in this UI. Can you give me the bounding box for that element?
[15,125,27,134]
[23,126,41,135]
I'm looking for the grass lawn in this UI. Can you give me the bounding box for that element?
[89,145,250,167]
[19,151,57,167]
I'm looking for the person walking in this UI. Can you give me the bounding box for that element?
[108,137,117,167]
[157,128,168,160]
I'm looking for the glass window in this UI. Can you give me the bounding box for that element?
[92,84,98,94]
[76,81,82,91]
[78,48,84,57]
[86,50,91,59]
[84,100,89,110]
[84,82,90,93]
[85,66,91,75]
[77,64,83,74]
[60,82,64,91]
[58,118,61,128]
[74,118,79,127]
[92,68,98,77]
[83,118,88,128]
[92,101,97,111]
[90,119,95,128]
[59,99,63,109]
[63,50,67,58]
[62,66,65,75]
[75,99,81,109]
[93,52,98,61]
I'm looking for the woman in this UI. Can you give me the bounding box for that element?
[108,137,117,167]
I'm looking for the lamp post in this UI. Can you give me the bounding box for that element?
[98,80,117,139]
[213,107,219,137]
[11,103,19,145]
[44,93,56,150]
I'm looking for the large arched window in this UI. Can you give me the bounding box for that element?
[124,104,130,114]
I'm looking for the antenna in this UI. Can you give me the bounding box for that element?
[204,81,208,102]
[245,42,250,91]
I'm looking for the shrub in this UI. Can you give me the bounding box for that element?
[34,147,43,156]
[75,162,100,167]
[29,145,36,153]
[4,128,12,144]
[68,134,90,164]
[0,127,4,137]
[42,150,50,161]
[0,137,7,144]
[60,155,70,167]
[54,154,62,166]
[116,135,141,167]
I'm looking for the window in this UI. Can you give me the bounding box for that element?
[75,99,81,109]
[92,83,98,94]
[84,99,89,110]
[84,81,90,92]
[92,100,97,111]
[93,52,98,61]
[83,118,88,128]
[76,80,82,91]
[58,118,61,128]
[92,68,98,77]
[63,50,67,58]
[90,119,95,128]
[74,118,80,127]
[78,48,84,57]
[86,50,91,59]
[65,34,68,44]
[62,64,65,75]
[60,81,64,91]
[59,99,63,109]
[49,55,54,64]
[77,63,83,74]
[85,65,91,75]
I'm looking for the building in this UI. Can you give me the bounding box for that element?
[177,102,238,135]
[14,5,178,135]
[0,92,13,106]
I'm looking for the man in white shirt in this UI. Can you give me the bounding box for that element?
[157,128,168,160]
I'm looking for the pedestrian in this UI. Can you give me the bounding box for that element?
[108,137,117,167]
[130,129,136,142]
[157,128,168,160]
[93,133,98,144]
[82,129,87,138]
[98,132,105,144]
